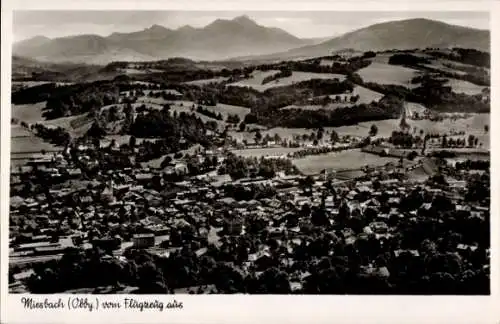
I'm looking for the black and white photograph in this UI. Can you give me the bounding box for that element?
[7,8,491,298]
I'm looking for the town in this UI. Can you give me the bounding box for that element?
[9,14,490,295]
[9,96,490,294]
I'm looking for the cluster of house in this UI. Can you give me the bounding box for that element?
[9,136,489,293]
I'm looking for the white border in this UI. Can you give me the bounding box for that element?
[1,1,499,323]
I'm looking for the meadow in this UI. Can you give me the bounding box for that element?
[228,71,345,91]
[228,112,490,150]
[184,77,230,85]
[444,79,486,95]
[280,85,384,111]
[202,103,251,120]
[11,135,60,154]
[358,62,421,86]
[230,147,303,158]
[11,102,46,123]
[292,149,399,175]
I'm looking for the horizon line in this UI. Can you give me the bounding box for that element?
[14,15,490,43]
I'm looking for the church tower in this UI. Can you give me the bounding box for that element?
[399,102,411,132]
[399,81,411,132]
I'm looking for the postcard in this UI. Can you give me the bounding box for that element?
[1,1,498,323]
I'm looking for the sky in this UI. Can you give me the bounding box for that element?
[13,11,490,42]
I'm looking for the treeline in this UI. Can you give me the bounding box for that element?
[261,68,292,85]
[455,160,489,171]
[12,81,121,120]
[226,114,241,124]
[426,48,490,68]
[388,53,432,66]
[181,78,355,117]
[11,83,59,104]
[129,109,213,161]
[286,58,371,75]
[255,95,402,128]
[363,76,489,113]
[131,66,254,84]
[254,56,372,76]
[413,62,490,87]
[196,106,223,120]
[219,153,299,180]
[31,123,71,147]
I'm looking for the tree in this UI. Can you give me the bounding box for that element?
[442,135,448,148]
[407,151,418,161]
[239,122,246,132]
[299,175,315,193]
[254,130,263,143]
[369,124,378,137]
[317,130,324,141]
[467,135,475,148]
[330,130,340,143]
[129,136,137,149]
[109,106,119,122]
[322,96,330,107]
[137,261,168,293]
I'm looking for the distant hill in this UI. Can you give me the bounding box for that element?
[13,15,316,64]
[12,55,116,82]
[236,18,490,61]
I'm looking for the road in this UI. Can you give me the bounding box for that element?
[10,254,63,265]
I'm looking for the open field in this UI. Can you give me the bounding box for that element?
[11,134,60,154]
[185,77,230,85]
[202,103,251,120]
[42,113,93,138]
[100,135,163,148]
[12,102,93,138]
[281,85,385,111]
[228,71,345,91]
[12,81,73,90]
[169,101,227,131]
[11,125,33,138]
[406,102,427,115]
[229,113,490,149]
[349,85,385,104]
[358,62,421,87]
[141,144,204,169]
[445,79,486,95]
[421,63,468,76]
[118,68,164,75]
[292,149,399,175]
[11,102,46,123]
[336,113,490,148]
[230,147,303,158]
[227,70,280,90]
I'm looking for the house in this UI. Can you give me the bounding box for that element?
[164,89,183,99]
[135,173,154,183]
[132,233,155,248]
[394,249,420,257]
[174,162,188,174]
[92,237,121,251]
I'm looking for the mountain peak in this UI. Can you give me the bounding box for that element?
[29,35,51,41]
[147,24,168,31]
[232,15,256,25]
[177,25,196,32]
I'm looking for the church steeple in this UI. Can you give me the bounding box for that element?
[400,102,410,132]
[399,81,411,132]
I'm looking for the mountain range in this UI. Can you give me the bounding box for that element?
[13,16,490,64]
[239,18,490,61]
